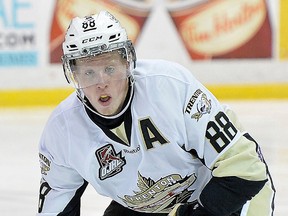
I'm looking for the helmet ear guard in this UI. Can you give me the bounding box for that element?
[127,40,137,69]
[62,57,71,84]
[62,57,78,85]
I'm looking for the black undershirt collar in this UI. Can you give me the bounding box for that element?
[84,85,133,145]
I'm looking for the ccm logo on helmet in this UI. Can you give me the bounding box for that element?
[82,36,103,44]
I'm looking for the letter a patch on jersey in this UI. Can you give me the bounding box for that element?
[95,144,126,180]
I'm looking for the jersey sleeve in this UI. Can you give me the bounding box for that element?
[37,110,87,215]
[182,78,241,168]
[181,72,269,215]
[182,79,267,180]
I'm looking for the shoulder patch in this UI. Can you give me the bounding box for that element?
[191,93,212,121]
[39,153,51,175]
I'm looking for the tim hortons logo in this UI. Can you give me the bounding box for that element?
[95,144,126,180]
[180,0,266,55]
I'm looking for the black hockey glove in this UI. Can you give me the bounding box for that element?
[168,202,213,216]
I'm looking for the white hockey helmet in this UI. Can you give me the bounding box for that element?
[62,10,136,89]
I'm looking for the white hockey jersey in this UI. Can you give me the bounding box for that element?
[37,59,275,215]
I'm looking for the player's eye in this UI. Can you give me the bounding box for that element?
[84,69,95,76]
[105,66,115,75]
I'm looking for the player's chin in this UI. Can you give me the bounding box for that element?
[98,106,117,116]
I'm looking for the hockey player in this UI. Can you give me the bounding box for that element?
[37,11,275,216]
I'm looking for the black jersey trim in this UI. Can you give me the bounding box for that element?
[200,176,267,216]
[57,180,88,216]
[103,200,167,216]
[243,133,276,214]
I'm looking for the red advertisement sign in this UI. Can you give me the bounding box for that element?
[167,0,272,60]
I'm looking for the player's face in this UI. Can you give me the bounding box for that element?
[75,52,129,116]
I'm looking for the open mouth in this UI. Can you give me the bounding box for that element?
[99,95,110,103]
